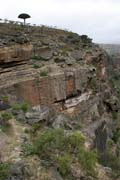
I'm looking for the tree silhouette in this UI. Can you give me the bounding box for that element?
[18,13,31,25]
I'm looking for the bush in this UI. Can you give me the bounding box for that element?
[58,154,71,176]
[23,128,98,178]
[31,123,41,133]
[112,129,120,143]
[78,149,97,175]
[20,102,29,113]
[1,112,12,121]
[1,96,8,103]
[40,71,48,76]
[12,102,29,113]
[0,162,11,180]
[112,111,118,120]
[33,129,55,158]
[67,131,85,151]
[23,143,35,156]
[32,55,42,60]
[12,103,21,111]
[33,64,40,69]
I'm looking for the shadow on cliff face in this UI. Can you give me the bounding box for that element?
[95,121,107,154]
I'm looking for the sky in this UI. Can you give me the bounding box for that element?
[1,0,120,44]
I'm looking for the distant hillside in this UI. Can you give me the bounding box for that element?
[99,44,120,55]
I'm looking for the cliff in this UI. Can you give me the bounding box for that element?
[0,22,120,180]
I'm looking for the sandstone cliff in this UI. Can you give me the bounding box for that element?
[0,22,120,180]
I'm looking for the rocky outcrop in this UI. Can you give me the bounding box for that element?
[0,43,32,72]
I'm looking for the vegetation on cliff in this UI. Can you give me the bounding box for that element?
[0,21,120,180]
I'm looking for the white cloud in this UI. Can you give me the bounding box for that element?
[0,0,120,43]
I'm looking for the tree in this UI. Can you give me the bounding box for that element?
[18,13,31,25]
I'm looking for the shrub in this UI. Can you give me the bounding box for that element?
[0,162,11,180]
[33,129,54,158]
[1,96,8,103]
[23,143,35,156]
[12,102,29,113]
[40,71,48,76]
[33,64,40,69]
[12,103,21,111]
[32,55,42,60]
[58,154,71,176]
[31,123,41,133]
[1,112,12,121]
[20,102,29,113]
[0,112,12,131]
[112,129,120,143]
[23,128,97,178]
[67,131,85,151]
[78,149,97,175]
[112,111,118,120]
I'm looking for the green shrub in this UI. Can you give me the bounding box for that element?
[1,112,12,121]
[112,129,120,143]
[12,103,21,111]
[32,55,42,60]
[23,143,35,156]
[31,123,41,133]
[33,129,54,158]
[23,128,97,178]
[40,71,48,76]
[58,154,71,176]
[78,149,97,175]
[0,112,12,131]
[33,64,40,69]
[1,96,8,103]
[20,102,29,113]
[112,111,118,120]
[12,102,29,113]
[67,131,85,151]
[0,162,11,180]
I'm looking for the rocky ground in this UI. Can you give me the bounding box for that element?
[0,22,120,180]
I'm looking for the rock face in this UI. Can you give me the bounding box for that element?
[12,67,89,107]
[0,23,115,140]
[0,22,119,180]
[0,30,108,109]
[0,44,32,65]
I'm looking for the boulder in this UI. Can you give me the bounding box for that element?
[65,56,76,65]
[25,106,54,124]
[52,114,69,128]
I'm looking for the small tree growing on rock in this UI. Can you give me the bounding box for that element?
[18,13,31,25]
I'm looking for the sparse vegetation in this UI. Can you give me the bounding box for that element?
[1,96,8,103]
[0,162,11,180]
[23,128,98,178]
[112,111,118,120]
[32,55,42,60]
[78,149,97,175]
[12,102,30,113]
[1,112,12,121]
[33,64,40,69]
[58,154,71,176]
[40,71,48,76]
[0,112,12,131]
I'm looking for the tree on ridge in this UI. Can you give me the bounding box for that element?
[18,13,31,25]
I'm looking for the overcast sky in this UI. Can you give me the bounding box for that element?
[1,0,120,44]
